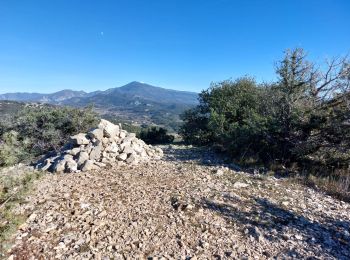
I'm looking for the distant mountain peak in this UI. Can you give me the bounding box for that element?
[121,81,156,88]
[129,81,144,84]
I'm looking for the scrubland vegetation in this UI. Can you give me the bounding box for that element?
[180,48,350,200]
[0,105,99,167]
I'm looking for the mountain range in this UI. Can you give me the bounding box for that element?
[0,82,199,129]
[0,89,87,103]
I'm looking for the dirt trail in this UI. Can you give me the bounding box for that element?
[8,146,350,259]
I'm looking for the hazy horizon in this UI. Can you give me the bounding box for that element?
[0,81,201,95]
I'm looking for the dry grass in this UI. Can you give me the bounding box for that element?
[300,171,350,203]
[0,170,43,257]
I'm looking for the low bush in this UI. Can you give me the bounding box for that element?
[0,105,99,166]
[140,127,174,144]
[0,131,29,166]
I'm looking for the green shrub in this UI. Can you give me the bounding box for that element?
[0,131,28,167]
[140,127,174,144]
[179,48,350,173]
[0,105,100,166]
[121,123,142,136]
[179,107,212,145]
[180,77,275,162]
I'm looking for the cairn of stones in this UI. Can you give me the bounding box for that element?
[37,119,163,173]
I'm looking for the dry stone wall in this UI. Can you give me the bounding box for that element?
[36,119,163,173]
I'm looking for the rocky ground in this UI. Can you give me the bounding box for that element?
[5,145,350,259]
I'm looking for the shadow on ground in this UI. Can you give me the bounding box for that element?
[161,145,242,171]
[200,196,350,259]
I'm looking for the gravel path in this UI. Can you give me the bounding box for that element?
[8,146,350,259]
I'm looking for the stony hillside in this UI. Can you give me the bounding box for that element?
[4,146,350,259]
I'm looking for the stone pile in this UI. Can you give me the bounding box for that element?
[37,119,163,173]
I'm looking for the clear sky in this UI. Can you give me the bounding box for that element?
[0,0,349,94]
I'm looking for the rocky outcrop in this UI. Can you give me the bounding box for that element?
[36,119,163,173]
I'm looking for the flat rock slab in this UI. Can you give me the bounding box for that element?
[9,146,350,259]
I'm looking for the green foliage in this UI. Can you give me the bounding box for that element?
[294,93,350,172]
[180,48,350,176]
[15,105,99,155]
[179,107,212,145]
[140,126,174,144]
[180,77,275,162]
[0,131,28,166]
[0,105,99,166]
[121,123,143,137]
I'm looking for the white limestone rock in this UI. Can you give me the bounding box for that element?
[98,119,120,138]
[117,153,128,161]
[70,133,90,145]
[88,128,104,141]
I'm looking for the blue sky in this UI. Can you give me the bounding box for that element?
[0,0,349,94]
